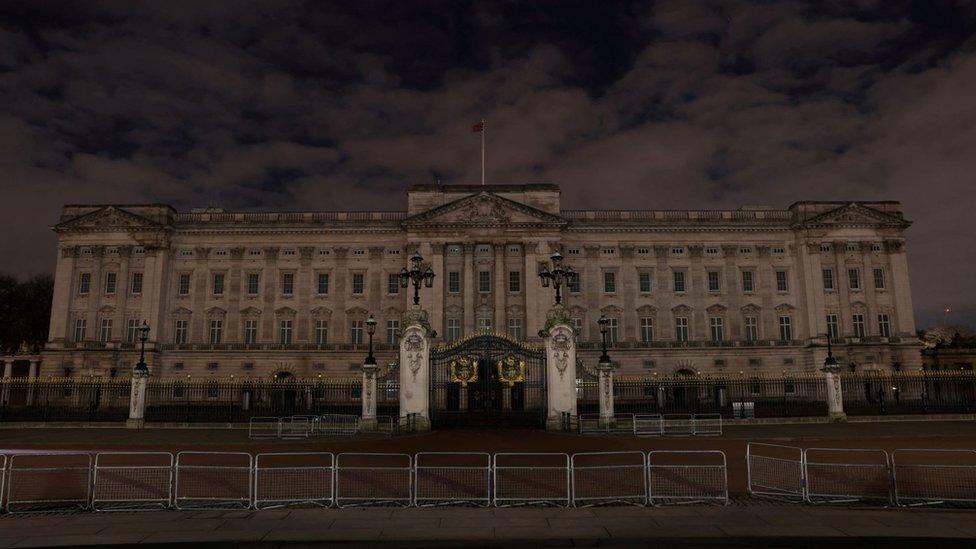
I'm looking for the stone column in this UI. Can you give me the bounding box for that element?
[127,368,149,428]
[543,305,577,430]
[597,361,615,427]
[26,359,38,406]
[361,362,378,430]
[494,243,506,332]
[823,360,846,421]
[463,244,475,334]
[523,241,540,339]
[49,246,78,344]
[399,306,433,431]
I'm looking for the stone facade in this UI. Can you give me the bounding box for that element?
[39,184,921,380]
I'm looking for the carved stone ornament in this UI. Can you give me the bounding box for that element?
[541,303,574,337]
[462,196,510,224]
[551,329,572,380]
[449,356,479,387]
[403,331,425,381]
[496,355,526,386]
[401,304,434,336]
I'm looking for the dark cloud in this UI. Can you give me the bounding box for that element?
[0,0,975,329]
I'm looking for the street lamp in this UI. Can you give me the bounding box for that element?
[364,314,377,366]
[598,315,612,368]
[399,250,435,306]
[823,336,838,370]
[538,251,576,305]
[134,321,150,375]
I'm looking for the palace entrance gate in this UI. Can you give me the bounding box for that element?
[429,333,547,429]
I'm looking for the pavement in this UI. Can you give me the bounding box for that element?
[1,505,975,547]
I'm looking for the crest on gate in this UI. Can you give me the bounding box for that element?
[496,355,525,386]
[449,356,479,387]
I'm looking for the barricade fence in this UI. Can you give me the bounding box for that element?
[3,447,976,511]
[579,413,721,437]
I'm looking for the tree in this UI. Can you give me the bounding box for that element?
[0,273,54,354]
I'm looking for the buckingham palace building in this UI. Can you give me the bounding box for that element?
[39,184,922,380]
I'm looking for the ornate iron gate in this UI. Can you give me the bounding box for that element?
[429,333,546,428]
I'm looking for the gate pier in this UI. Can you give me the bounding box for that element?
[399,306,434,431]
[543,304,578,431]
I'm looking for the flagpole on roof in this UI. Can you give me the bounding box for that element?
[481,118,486,186]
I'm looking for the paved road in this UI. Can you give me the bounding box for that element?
[0,506,975,547]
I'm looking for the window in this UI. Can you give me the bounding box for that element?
[74,318,87,341]
[243,362,254,371]
[448,272,461,293]
[846,242,858,252]
[350,320,364,344]
[244,319,258,345]
[772,247,785,255]
[387,320,399,346]
[508,271,521,293]
[820,243,831,252]
[871,242,883,252]
[388,273,400,295]
[281,272,295,295]
[352,249,365,256]
[207,361,219,371]
[603,271,616,293]
[212,273,224,295]
[705,247,719,255]
[130,272,143,295]
[640,317,654,342]
[477,316,492,331]
[878,314,891,338]
[643,360,656,369]
[675,317,689,342]
[709,317,724,342]
[209,320,223,344]
[316,273,329,295]
[125,319,139,343]
[742,271,754,293]
[568,273,581,293]
[673,271,686,293]
[852,314,866,338]
[778,316,792,341]
[707,271,721,293]
[78,272,91,295]
[446,318,461,342]
[507,318,523,340]
[826,314,839,339]
[178,273,191,295]
[873,268,885,290]
[279,320,293,344]
[639,272,652,293]
[848,268,861,290]
[605,317,619,343]
[478,271,491,293]
[775,270,788,292]
[99,318,113,342]
[572,317,583,342]
[214,249,227,257]
[671,247,685,255]
[351,273,364,295]
[314,320,328,345]
[567,248,581,256]
[174,319,188,344]
[822,268,835,290]
[105,272,117,294]
[637,247,650,255]
[247,273,260,295]
[744,316,758,341]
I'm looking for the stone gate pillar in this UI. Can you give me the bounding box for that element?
[399,305,434,431]
[823,362,846,421]
[597,360,615,427]
[126,368,149,429]
[361,361,378,430]
[542,305,577,431]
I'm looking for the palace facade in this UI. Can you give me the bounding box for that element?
[39,184,921,379]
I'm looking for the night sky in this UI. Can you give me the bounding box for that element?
[1,1,975,329]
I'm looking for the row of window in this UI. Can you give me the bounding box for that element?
[72,318,145,343]
[822,267,886,291]
[76,272,143,296]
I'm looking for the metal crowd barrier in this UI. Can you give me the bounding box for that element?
[280,417,313,439]
[647,450,728,505]
[746,443,805,501]
[578,414,602,434]
[373,415,397,436]
[893,449,976,507]
[571,451,647,507]
[803,448,891,505]
[414,452,491,507]
[0,455,5,510]
[175,452,253,510]
[335,453,412,507]
[493,453,570,507]
[634,414,664,436]
[92,452,173,511]
[254,452,334,509]
[320,414,360,436]
[5,452,93,513]
[693,414,723,436]
[248,417,281,439]
[662,414,695,436]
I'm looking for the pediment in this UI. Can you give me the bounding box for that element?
[310,306,333,317]
[171,307,192,316]
[706,304,727,314]
[275,306,297,316]
[54,206,165,233]
[636,305,657,315]
[240,306,262,316]
[796,203,910,229]
[741,303,761,314]
[206,306,227,316]
[672,304,692,314]
[401,191,567,229]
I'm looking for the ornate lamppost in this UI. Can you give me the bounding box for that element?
[399,251,435,306]
[596,315,615,427]
[134,321,151,375]
[597,315,612,368]
[538,251,576,305]
[364,314,377,366]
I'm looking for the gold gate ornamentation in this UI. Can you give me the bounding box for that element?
[449,356,479,387]
[496,355,525,386]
